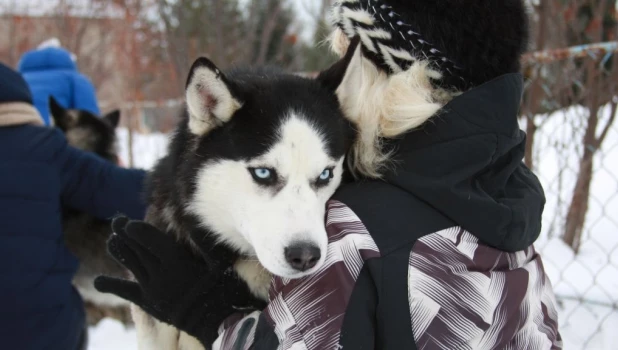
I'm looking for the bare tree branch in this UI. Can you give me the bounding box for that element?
[255,0,283,65]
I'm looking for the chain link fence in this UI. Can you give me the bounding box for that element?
[107,42,618,350]
[519,42,618,349]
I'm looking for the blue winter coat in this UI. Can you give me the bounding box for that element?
[18,48,100,126]
[0,125,146,349]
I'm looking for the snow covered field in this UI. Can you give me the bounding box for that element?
[116,128,169,170]
[96,114,618,349]
[88,319,137,350]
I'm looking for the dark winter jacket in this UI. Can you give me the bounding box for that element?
[0,62,146,350]
[213,74,563,349]
[18,47,100,126]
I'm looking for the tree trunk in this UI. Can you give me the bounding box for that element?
[127,107,135,168]
[563,96,599,253]
[157,0,190,90]
[255,0,283,65]
[563,143,595,254]
[242,0,261,63]
[524,116,538,170]
[560,0,618,253]
[7,16,19,66]
[520,0,549,170]
[211,0,225,64]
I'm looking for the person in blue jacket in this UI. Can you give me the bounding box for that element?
[0,62,147,350]
[18,46,100,126]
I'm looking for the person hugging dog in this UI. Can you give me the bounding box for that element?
[96,1,562,349]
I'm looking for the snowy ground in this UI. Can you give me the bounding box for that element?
[88,319,137,350]
[116,128,169,170]
[87,129,167,350]
[95,115,618,349]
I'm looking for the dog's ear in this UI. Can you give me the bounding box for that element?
[185,57,243,136]
[49,96,73,131]
[103,110,121,129]
[316,36,361,93]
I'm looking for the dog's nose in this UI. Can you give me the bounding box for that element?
[284,243,321,272]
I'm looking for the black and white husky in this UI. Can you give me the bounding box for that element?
[49,97,133,325]
[134,45,357,349]
[134,0,531,346]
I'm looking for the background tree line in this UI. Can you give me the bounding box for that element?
[2,0,617,253]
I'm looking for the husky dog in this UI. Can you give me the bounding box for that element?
[135,0,531,346]
[134,44,357,349]
[49,97,133,325]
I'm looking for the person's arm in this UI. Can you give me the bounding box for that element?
[95,218,266,346]
[54,132,146,220]
[71,74,100,115]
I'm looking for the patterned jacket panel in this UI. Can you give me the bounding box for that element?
[214,200,380,350]
[409,227,562,350]
[263,200,380,349]
[213,201,562,350]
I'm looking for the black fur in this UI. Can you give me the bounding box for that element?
[49,97,131,325]
[333,0,530,92]
[145,61,355,276]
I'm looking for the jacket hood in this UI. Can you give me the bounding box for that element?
[18,47,77,73]
[385,73,545,252]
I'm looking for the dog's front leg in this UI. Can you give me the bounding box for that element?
[132,304,182,350]
[178,331,206,350]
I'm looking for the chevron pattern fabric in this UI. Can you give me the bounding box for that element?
[409,227,562,349]
[331,0,465,90]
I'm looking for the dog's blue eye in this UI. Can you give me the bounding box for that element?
[315,167,334,187]
[249,167,278,185]
[254,168,271,179]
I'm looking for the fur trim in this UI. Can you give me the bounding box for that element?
[0,103,44,127]
[335,44,444,178]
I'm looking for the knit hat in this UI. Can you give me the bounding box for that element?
[331,0,529,93]
[0,62,33,105]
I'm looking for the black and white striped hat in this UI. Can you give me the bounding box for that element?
[331,0,467,92]
[331,0,530,93]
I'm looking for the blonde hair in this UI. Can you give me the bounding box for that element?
[329,29,458,178]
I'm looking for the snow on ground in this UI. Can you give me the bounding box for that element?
[88,319,137,350]
[87,129,166,349]
[116,128,169,170]
[95,110,618,349]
